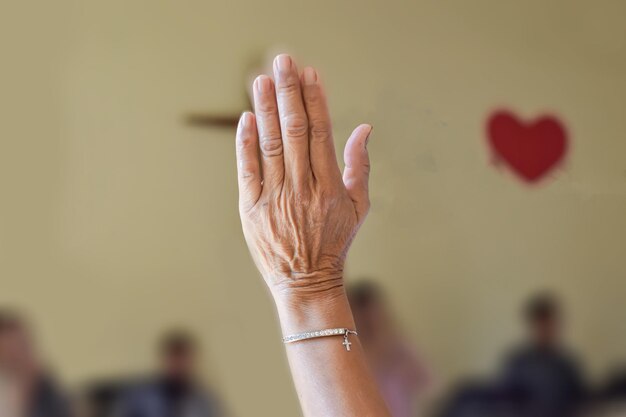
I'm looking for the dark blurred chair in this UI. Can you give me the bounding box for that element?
[81,378,136,417]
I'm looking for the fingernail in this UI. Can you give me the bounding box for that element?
[256,75,271,93]
[275,54,292,71]
[239,112,251,128]
[365,125,373,147]
[303,67,317,85]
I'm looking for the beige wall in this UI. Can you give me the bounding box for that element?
[1,1,625,415]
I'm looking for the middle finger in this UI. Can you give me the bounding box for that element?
[273,54,311,188]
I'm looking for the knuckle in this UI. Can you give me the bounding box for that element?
[277,79,299,95]
[288,188,311,205]
[362,160,371,175]
[239,200,256,215]
[256,100,277,116]
[309,121,332,142]
[284,116,308,138]
[304,88,324,105]
[240,168,256,180]
[260,133,283,156]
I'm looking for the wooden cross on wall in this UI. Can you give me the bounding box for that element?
[186,112,241,128]
[185,94,252,129]
[184,49,286,129]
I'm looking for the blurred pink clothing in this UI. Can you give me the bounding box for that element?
[372,340,433,417]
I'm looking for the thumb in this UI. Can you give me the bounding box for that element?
[343,124,372,223]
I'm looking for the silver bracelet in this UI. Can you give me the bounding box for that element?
[282,328,358,351]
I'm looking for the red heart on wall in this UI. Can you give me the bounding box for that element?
[487,111,568,183]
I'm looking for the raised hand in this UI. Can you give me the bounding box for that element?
[234,54,389,417]
[236,54,372,307]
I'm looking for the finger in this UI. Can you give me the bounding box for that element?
[273,54,310,186]
[301,67,341,185]
[236,112,262,211]
[343,124,373,223]
[253,75,284,187]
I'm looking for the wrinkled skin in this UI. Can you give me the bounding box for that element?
[235,54,372,306]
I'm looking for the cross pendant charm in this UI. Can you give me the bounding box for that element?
[343,335,352,351]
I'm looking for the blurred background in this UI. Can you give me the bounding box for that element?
[1,1,625,416]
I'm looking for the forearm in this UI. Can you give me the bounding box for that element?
[275,286,392,417]
[236,53,384,417]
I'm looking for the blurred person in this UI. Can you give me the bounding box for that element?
[115,329,228,417]
[348,281,433,417]
[498,292,588,417]
[0,309,73,417]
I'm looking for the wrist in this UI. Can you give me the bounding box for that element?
[271,277,356,335]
